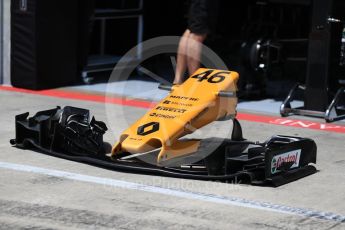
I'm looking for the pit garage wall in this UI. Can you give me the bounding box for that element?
[1,0,11,85]
[0,0,3,84]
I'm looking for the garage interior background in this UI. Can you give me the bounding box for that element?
[3,0,345,120]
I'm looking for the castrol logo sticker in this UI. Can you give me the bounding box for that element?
[271,149,301,174]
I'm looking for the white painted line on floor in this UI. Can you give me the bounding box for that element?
[0,161,344,223]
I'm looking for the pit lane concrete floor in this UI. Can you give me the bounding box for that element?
[0,88,345,230]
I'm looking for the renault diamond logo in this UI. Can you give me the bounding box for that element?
[137,122,160,136]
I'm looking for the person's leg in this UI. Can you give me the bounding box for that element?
[186,33,207,75]
[173,29,191,84]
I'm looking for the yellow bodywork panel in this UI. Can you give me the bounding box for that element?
[112,68,239,165]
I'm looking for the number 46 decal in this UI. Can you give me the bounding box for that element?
[191,70,230,84]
